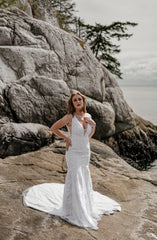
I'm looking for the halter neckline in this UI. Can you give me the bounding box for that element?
[74,114,86,130]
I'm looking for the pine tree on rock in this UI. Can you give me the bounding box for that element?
[51,0,76,32]
[76,21,138,79]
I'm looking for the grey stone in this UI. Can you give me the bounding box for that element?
[31,0,59,27]
[0,136,156,239]
[5,76,70,125]
[86,97,115,138]
[0,7,156,169]
[0,122,52,158]
[16,0,33,17]
[0,27,12,45]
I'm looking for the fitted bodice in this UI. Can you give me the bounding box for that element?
[66,113,92,153]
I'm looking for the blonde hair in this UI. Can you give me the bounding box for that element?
[68,92,87,115]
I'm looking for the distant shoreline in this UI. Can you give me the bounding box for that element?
[119,85,157,126]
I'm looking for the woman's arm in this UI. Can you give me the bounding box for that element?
[50,114,72,150]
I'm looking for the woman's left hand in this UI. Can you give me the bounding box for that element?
[84,116,96,138]
[84,117,96,128]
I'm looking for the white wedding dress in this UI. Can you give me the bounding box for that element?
[23,113,121,230]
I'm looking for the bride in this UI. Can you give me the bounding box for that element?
[23,91,121,230]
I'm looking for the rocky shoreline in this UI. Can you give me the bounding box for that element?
[0,3,157,239]
[0,135,156,240]
[104,117,157,170]
[0,6,157,169]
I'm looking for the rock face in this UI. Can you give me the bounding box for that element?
[0,136,156,240]
[15,0,59,26]
[104,117,157,170]
[31,0,59,27]
[0,7,157,168]
[0,122,52,158]
[16,0,33,17]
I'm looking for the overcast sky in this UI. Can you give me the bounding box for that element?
[74,0,157,85]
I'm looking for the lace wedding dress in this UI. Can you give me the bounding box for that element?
[23,113,121,230]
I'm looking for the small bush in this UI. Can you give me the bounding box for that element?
[0,0,17,8]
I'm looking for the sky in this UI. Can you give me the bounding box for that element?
[74,0,157,86]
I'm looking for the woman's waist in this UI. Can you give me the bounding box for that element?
[66,141,90,153]
[70,140,90,147]
[70,135,89,141]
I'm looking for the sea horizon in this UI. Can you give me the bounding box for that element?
[119,85,157,126]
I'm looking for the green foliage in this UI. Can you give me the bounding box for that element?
[76,21,138,79]
[0,0,39,19]
[51,0,76,32]
[0,0,17,8]
[50,0,138,79]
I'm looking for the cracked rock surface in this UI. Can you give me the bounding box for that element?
[0,135,156,240]
[0,122,52,158]
[0,7,157,168]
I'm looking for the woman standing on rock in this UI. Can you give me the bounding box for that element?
[23,91,121,230]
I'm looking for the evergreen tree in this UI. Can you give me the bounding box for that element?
[51,0,76,32]
[76,21,138,79]
[73,17,86,38]
[51,1,138,79]
[1,0,138,79]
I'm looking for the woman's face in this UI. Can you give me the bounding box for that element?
[72,94,84,111]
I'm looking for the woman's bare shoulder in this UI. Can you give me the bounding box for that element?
[65,113,73,121]
[64,113,72,127]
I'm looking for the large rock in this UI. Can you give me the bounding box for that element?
[0,7,157,168]
[16,0,33,17]
[31,0,59,27]
[0,135,156,240]
[0,122,52,158]
[13,0,59,26]
[5,76,70,124]
[86,97,116,138]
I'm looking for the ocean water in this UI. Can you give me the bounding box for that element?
[120,86,157,126]
[120,85,157,171]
